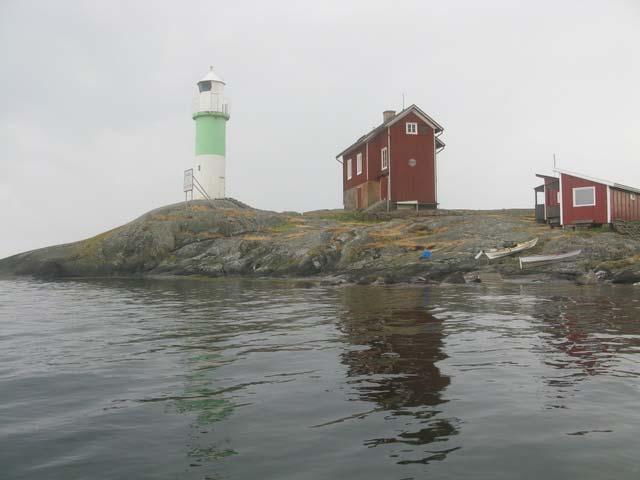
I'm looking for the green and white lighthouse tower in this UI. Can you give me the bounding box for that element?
[193,66,230,199]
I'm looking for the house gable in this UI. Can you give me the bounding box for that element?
[389,111,437,205]
[338,105,444,209]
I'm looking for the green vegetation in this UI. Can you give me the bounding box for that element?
[567,226,612,238]
[268,221,299,233]
[313,211,385,224]
[72,228,118,260]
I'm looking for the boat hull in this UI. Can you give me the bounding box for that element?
[482,238,538,260]
[519,250,582,269]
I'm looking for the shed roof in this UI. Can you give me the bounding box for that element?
[554,168,640,195]
[336,104,444,159]
[535,173,558,181]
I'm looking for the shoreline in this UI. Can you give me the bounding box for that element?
[2,199,640,287]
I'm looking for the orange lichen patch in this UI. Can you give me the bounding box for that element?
[189,205,211,212]
[371,222,407,235]
[388,237,434,249]
[195,231,224,240]
[368,232,468,253]
[326,226,354,236]
[221,209,256,218]
[369,223,434,243]
[284,231,309,239]
[429,238,470,253]
[241,234,269,241]
[427,225,452,235]
[366,236,437,251]
[150,214,185,222]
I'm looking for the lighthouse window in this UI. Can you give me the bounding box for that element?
[198,81,212,93]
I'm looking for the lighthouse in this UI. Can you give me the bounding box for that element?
[192,67,230,199]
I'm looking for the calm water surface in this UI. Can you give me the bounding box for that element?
[1,278,639,479]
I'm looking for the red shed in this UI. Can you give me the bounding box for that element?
[335,105,445,210]
[538,169,640,227]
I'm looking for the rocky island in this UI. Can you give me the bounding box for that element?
[2,199,640,285]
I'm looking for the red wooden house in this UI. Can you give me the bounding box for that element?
[335,105,445,210]
[535,169,640,227]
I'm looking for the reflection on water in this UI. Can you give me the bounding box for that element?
[1,278,640,479]
[176,351,238,464]
[531,293,640,412]
[337,287,459,464]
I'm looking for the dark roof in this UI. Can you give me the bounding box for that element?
[335,104,444,159]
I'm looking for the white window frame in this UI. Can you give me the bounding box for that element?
[356,153,362,175]
[346,158,352,180]
[406,122,418,135]
[572,186,596,207]
[381,147,388,170]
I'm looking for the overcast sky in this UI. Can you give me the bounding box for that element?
[1,0,639,259]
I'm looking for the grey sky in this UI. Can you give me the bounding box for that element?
[1,0,639,259]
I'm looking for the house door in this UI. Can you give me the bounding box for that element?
[356,187,362,209]
[380,177,388,200]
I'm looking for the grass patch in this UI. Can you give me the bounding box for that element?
[597,255,640,271]
[269,221,299,234]
[73,228,118,259]
[565,226,612,238]
[313,211,386,224]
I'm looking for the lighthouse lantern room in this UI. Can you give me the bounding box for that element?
[192,66,230,199]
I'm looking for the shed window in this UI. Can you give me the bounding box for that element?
[406,122,418,135]
[356,153,362,175]
[381,147,388,170]
[631,194,636,201]
[198,81,212,92]
[573,186,596,207]
[347,158,352,180]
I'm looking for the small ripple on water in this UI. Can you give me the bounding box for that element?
[1,279,640,479]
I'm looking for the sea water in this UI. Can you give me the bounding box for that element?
[1,278,639,479]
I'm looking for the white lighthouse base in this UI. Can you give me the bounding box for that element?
[193,154,226,199]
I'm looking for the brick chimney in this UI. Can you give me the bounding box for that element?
[383,110,396,123]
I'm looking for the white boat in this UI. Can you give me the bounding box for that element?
[519,250,582,270]
[476,238,538,260]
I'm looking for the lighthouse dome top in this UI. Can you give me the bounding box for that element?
[198,66,225,85]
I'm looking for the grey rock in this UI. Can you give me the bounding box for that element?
[3,203,640,286]
[442,271,466,284]
[612,270,640,284]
